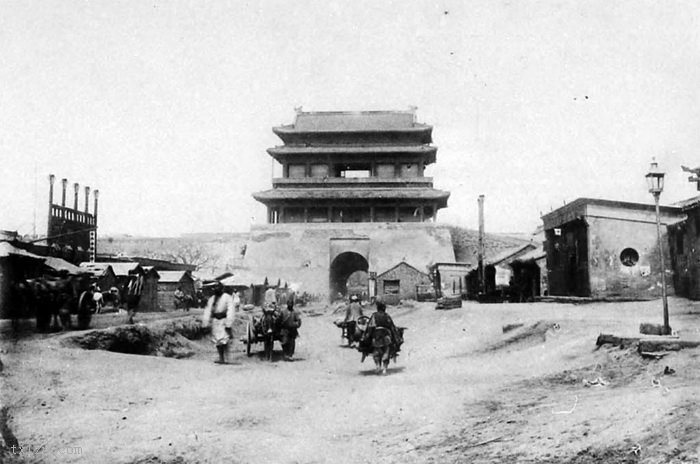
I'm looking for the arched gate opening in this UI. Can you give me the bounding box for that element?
[329,252,369,301]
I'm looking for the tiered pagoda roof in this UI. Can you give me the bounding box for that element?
[253,109,450,223]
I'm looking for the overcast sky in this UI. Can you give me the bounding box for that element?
[2,1,699,238]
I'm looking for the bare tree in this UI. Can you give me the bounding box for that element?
[164,243,216,271]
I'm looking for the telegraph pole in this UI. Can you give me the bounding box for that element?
[478,195,485,295]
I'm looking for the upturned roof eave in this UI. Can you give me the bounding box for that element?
[272,124,433,135]
[252,188,450,203]
[267,145,437,155]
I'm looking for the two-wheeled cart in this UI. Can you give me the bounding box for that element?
[243,310,281,361]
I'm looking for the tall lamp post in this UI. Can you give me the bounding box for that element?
[645,159,670,335]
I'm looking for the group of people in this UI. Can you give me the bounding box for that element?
[201,282,303,363]
[17,272,402,375]
[200,285,403,374]
[11,274,101,332]
[7,271,152,334]
[263,285,302,361]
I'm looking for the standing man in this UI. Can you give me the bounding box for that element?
[174,286,185,310]
[58,281,74,331]
[77,283,95,330]
[343,295,363,346]
[125,274,144,325]
[278,299,301,361]
[202,282,237,364]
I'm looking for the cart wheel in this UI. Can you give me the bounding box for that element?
[246,323,252,357]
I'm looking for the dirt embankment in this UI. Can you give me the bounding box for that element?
[60,317,208,358]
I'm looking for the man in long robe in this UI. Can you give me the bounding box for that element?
[202,282,237,364]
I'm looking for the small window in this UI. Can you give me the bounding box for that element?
[398,206,421,222]
[620,248,639,267]
[307,207,328,223]
[310,164,329,177]
[376,164,395,178]
[374,206,395,222]
[384,280,400,295]
[288,164,306,178]
[284,207,305,223]
[400,163,418,178]
[335,163,371,178]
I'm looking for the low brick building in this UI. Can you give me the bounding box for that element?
[376,261,431,304]
[510,248,547,301]
[157,270,195,310]
[78,263,118,293]
[668,196,700,299]
[432,262,471,298]
[542,198,684,299]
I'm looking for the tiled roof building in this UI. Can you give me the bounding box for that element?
[253,109,450,224]
[245,109,455,301]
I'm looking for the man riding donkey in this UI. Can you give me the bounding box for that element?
[343,294,364,347]
[202,281,238,364]
[361,300,403,375]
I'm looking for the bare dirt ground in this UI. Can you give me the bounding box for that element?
[1,298,700,463]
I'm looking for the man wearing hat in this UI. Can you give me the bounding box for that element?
[202,281,238,364]
[343,294,364,347]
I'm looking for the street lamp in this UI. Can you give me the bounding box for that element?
[645,159,670,335]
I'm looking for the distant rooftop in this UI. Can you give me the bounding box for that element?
[0,242,45,260]
[673,195,700,211]
[80,261,143,277]
[274,109,433,132]
[271,109,434,146]
[158,270,192,283]
[294,110,420,132]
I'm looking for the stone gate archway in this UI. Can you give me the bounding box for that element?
[329,252,369,301]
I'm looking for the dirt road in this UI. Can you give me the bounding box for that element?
[2,298,700,463]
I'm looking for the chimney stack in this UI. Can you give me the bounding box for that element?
[61,178,67,207]
[84,186,90,213]
[48,175,56,240]
[93,189,99,219]
[48,174,55,206]
[73,183,79,210]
